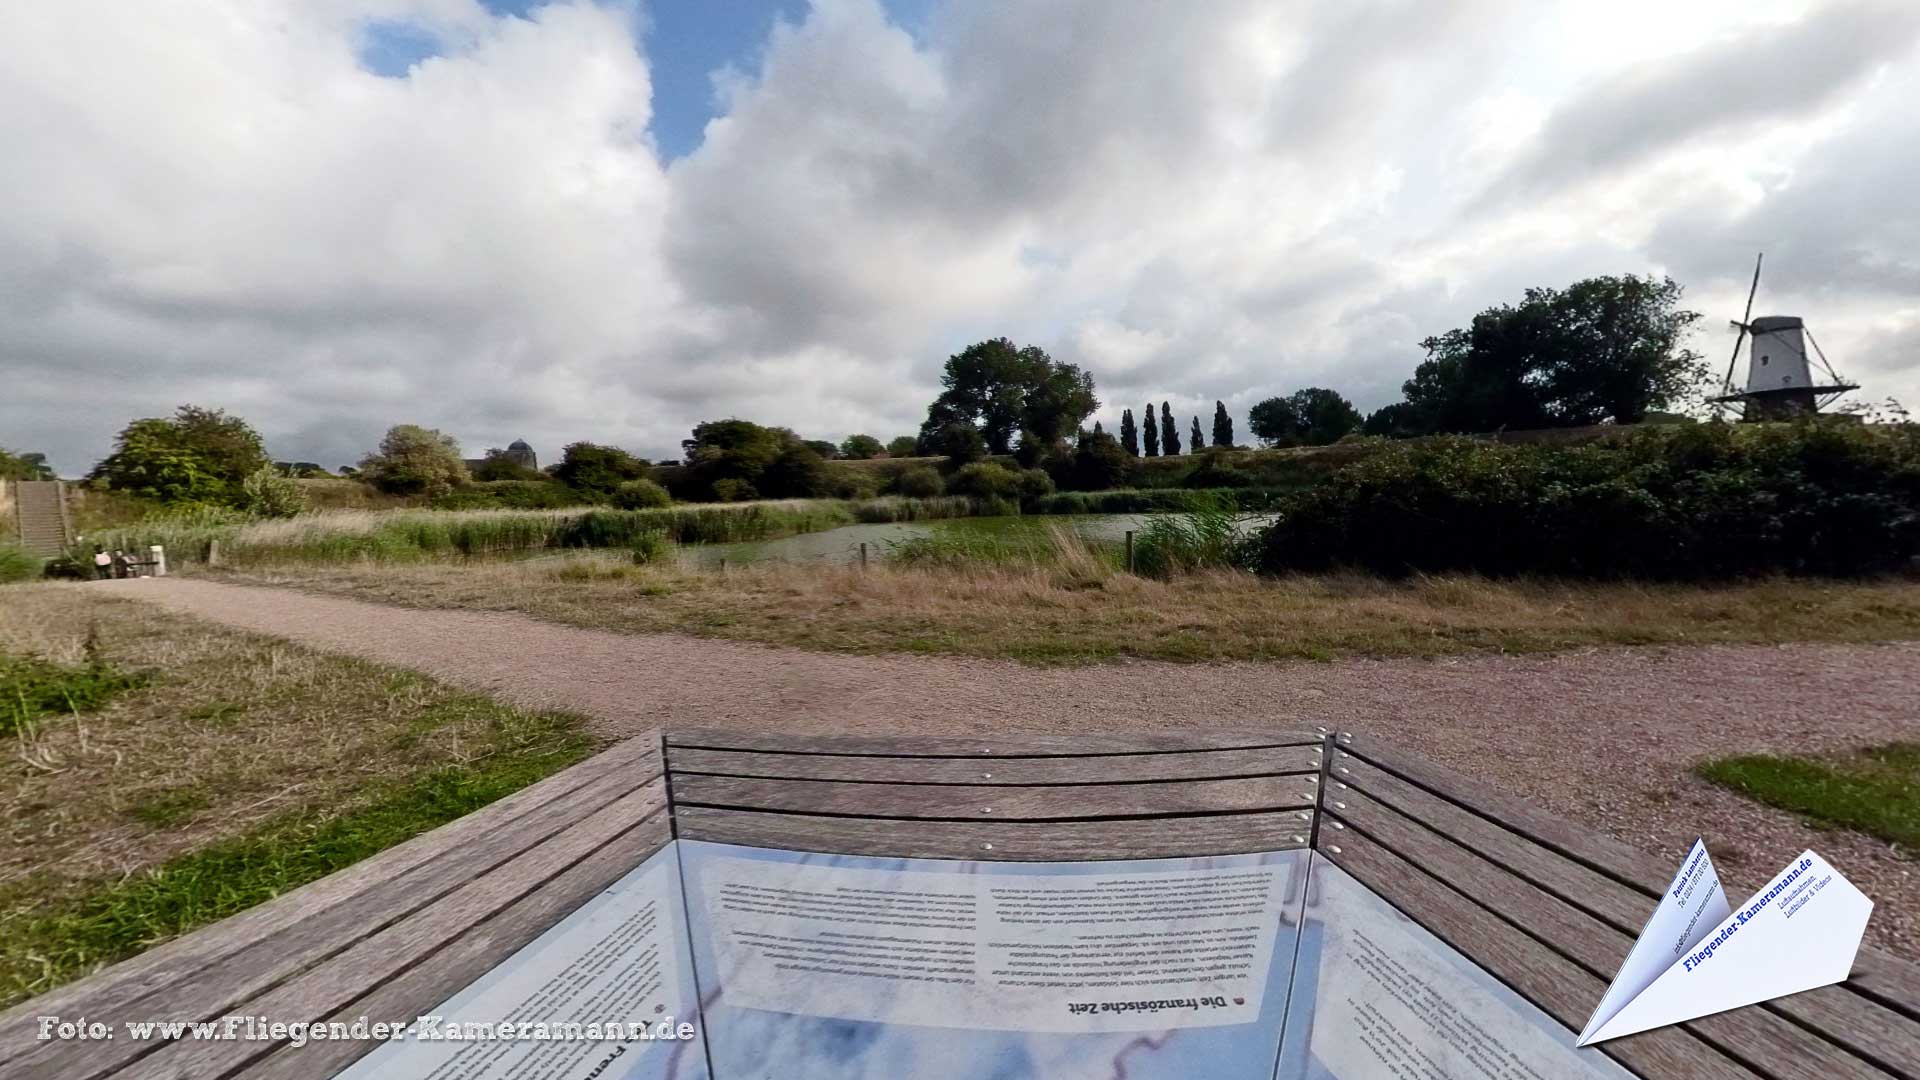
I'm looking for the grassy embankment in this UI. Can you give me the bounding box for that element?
[1697,744,1920,849]
[225,527,1920,665]
[0,587,596,1008]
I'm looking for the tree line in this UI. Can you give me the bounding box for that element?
[22,270,1716,512]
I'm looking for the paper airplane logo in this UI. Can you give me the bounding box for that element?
[1579,841,1872,1045]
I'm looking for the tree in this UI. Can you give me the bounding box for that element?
[803,439,840,460]
[886,435,920,458]
[1361,402,1427,438]
[0,448,55,481]
[472,448,543,481]
[918,338,1098,453]
[1212,401,1234,448]
[358,425,468,495]
[840,434,885,460]
[1013,429,1046,468]
[1143,405,1160,457]
[89,405,270,504]
[553,442,649,496]
[1250,389,1363,446]
[682,418,790,498]
[1160,403,1181,455]
[1397,274,1707,434]
[1119,409,1139,456]
[929,421,987,467]
[1190,416,1204,451]
[760,445,833,498]
[1071,430,1132,491]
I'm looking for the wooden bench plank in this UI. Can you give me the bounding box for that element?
[1328,787,1895,1080]
[675,806,1314,861]
[6,744,666,1079]
[236,812,676,1080]
[670,773,1314,820]
[117,785,671,1080]
[1322,830,1766,1080]
[1340,740,1920,1060]
[666,744,1323,784]
[666,727,1323,756]
[0,733,658,1061]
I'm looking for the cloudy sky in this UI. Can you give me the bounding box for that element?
[5,0,1918,474]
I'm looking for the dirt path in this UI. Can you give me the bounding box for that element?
[111,576,1920,957]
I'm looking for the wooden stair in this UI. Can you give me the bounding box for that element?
[12,480,72,556]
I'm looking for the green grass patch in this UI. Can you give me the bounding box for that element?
[1,705,592,1007]
[0,542,42,584]
[1695,742,1920,849]
[1,654,148,737]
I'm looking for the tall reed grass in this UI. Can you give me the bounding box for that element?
[1131,508,1258,579]
[76,496,1005,568]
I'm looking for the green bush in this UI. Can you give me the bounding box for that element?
[1013,468,1056,502]
[711,478,758,502]
[948,462,1021,499]
[1030,488,1290,514]
[612,479,672,510]
[894,467,945,498]
[0,543,42,584]
[239,466,308,518]
[629,530,670,565]
[1256,423,1920,579]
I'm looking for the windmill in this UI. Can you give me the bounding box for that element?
[1707,253,1858,420]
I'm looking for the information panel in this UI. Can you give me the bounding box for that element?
[1275,856,1635,1080]
[677,841,1310,1080]
[326,842,1654,1079]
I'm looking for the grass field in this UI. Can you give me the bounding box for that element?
[1697,744,1920,849]
[0,586,596,1007]
[224,548,1920,665]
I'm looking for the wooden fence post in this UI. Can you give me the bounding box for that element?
[859,542,868,569]
[206,540,221,568]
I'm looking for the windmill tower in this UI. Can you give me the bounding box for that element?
[1708,254,1858,420]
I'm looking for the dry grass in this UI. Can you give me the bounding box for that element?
[0,585,595,1003]
[222,553,1920,665]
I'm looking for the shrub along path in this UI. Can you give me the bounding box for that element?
[112,575,1920,959]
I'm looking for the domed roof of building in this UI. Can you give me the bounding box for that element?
[507,439,533,452]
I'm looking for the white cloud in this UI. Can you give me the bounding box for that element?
[3,0,1918,474]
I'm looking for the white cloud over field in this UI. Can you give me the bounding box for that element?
[4,0,1918,472]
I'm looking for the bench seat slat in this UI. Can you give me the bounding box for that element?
[1324,829,1767,1080]
[1341,742,1920,1065]
[665,727,1322,756]
[0,736,657,1061]
[6,746,665,1079]
[674,806,1312,861]
[1329,788,1896,1080]
[666,744,1321,784]
[670,773,1313,820]
[236,813,675,1080]
[116,785,670,1080]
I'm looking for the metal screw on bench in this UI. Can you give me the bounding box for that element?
[982,772,992,779]
[1327,845,1342,854]
[982,843,994,851]
[982,806,993,814]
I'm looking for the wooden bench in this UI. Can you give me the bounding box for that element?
[1,727,1912,1079]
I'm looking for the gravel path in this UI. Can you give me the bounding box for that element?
[114,577,1920,958]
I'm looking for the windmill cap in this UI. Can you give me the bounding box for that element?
[1750,315,1803,332]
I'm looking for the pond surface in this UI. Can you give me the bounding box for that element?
[679,514,1153,568]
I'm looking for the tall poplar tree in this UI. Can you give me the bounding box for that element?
[1120,409,1140,456]
[1143,405,1160,457]
[1212,401,1234,448]
[1160,403,1181,455]
[1190,416,1204,451]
